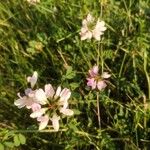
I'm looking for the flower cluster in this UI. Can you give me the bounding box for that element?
[14,72,74,131]
[87,66,111,91]
[80,13,107,41]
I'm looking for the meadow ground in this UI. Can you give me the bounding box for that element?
[0,0,150,149]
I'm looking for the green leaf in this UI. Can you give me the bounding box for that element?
[4,142,14,148]
[13,135,20,147]
[70,82,79,90]
[26,48,36,54]
[18,134,26,145]
[65,66,76,79]
[72,109,81,115]
[0,143,4,150]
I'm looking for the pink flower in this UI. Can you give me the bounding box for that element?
[80,14,106,41]
[87,66,111,91]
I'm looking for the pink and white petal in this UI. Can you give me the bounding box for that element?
[82,19,88,26]
[80,26,88,35]
[60,108,74,116]
[81,31,92,41]
[97,80,107,91]
[27,71,38,88]
[25,88,33,96]
[54,86,61,99]
[101,72,111,79]
[92,65,99,75]
[14,98,26,108]
[31,103,41,112]
[95,20,106,30]
[60,88,71,102]
[93,32,101,40]
[87,78,97,89]
[50,114,60,131]
[35,89,47,105]
[89,65,99,77]
[38,115,49,130]
[30,108,47,118]
[44,84,55,98]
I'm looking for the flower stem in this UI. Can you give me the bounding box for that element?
[97,92,101,129]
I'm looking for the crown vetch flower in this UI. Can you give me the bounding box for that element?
[87,65,111,91]
[80,13,107,41]
[14,72,74,131]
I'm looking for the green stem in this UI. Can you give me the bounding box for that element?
[97,92,101,129]
[79,44,91,68]
[119,53,127,78]
[144,51,150,100]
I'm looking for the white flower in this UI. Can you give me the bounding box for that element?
[80,14,107,41]
[50,114,60,131]
[27,71,38,88]
[37,115,49,130]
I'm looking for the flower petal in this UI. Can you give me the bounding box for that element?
[92,20,106,41]
[89,65,99,77]
[101,72,111,79]
[37,115,49,130]
[14,98,26,108]
[31,103,41,112]
[97,80,107,91]
[60,88,71,102]
[44,84,55,98]
[60,108,74,116]
[30,108,47,118]
[35,89,47,105]
[27,71,38,88]
[87,78,97,89]
[50,114,60,131]
[54,86,61,99]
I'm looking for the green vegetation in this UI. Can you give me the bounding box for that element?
[0,0,150,149]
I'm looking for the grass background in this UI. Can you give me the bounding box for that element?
[0,0,150,149]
